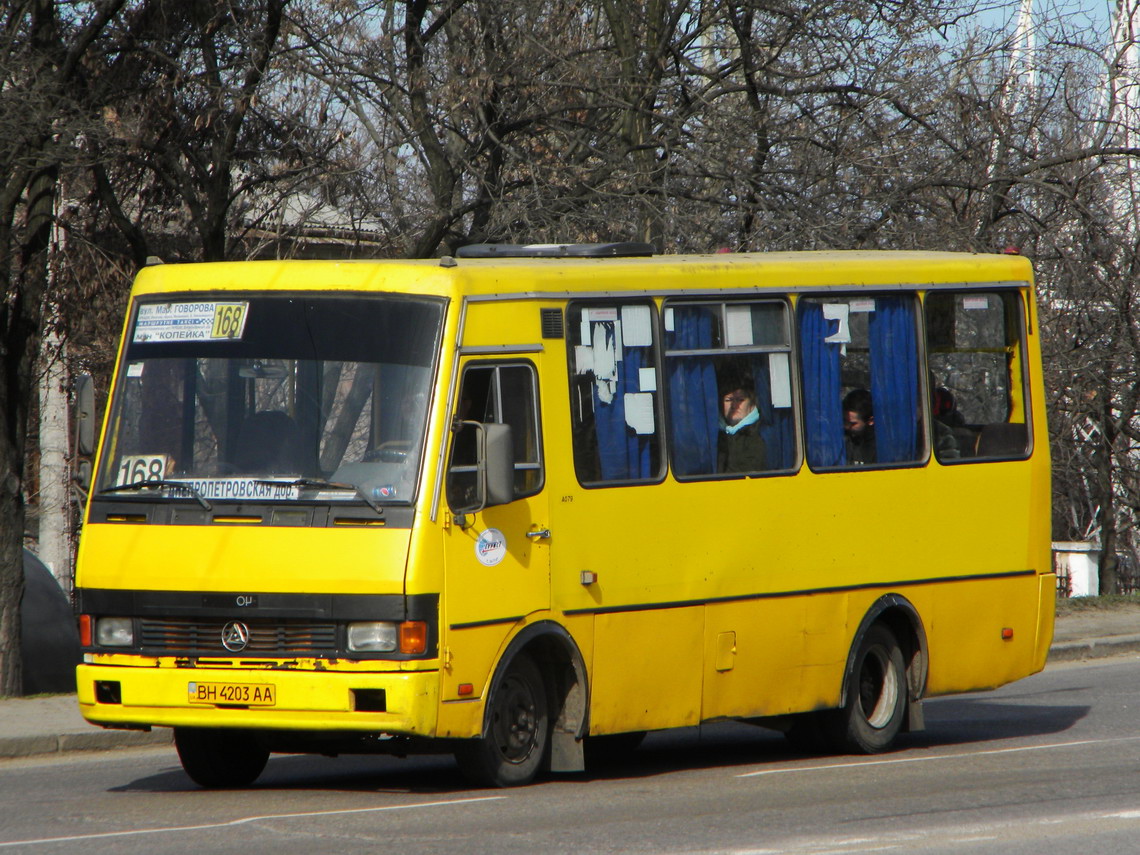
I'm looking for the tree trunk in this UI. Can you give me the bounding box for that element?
[0,159,56,696]
[1095,397,1120,596]
[0,451,24,697]
[38,326,71,589]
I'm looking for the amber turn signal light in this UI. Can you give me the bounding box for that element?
[399,621,428,655]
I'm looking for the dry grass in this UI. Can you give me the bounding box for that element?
[1055,594,1140,615]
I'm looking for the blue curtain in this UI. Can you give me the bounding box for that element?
[753,359,795,469]
[800,302,844,467]
[667,309,719,475]
[868,297,919,463]
[592,321,654,480]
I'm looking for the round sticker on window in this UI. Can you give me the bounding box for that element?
[475,528,507,567]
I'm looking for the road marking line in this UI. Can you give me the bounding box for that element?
[0,795,506,849]
[737,735,1140,778]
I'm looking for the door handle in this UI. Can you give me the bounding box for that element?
[525,528,551,540]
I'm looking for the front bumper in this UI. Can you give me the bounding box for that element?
[76,663,440,736]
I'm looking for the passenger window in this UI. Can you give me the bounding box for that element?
[663,300,796,477]
[925,290,1030,460]
[447,362,543,507]
[799,294,923,468]
[567,302,663,485]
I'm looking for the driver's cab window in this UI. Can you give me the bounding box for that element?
[447,362,543,507]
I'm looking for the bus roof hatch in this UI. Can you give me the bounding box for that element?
[454,242,655,259]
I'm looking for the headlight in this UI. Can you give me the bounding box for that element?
[347,621,397,652]
[95,617,134,647]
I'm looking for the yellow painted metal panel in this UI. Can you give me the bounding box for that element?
[125,251,1033,304]
[701,597,847,722]
[439,622,514,703]
[590,608,703,734]
[921,573,1044,696]
[77,523,409,594]
[1035,573,1057,670]
[77,663,439,735]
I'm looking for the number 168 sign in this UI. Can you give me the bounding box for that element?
[115,454,170,486]
[210,303,248,339]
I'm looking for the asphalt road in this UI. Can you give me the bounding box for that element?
[1,655,1139,854]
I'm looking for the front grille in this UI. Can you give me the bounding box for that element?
[139,618,338,655]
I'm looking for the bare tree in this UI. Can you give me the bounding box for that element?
[0,0,130,696]
[88,0,313,264]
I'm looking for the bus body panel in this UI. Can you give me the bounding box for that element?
[589,607,704,733]
[918,574,1044,696]
[76,522,409,595]
[78,663,439,735]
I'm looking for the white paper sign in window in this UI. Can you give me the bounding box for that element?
[621,305,653,347]
[822,303,851,354]
[624,393,656,435]
[133,302,249,343]
[725,305,754,346]
[769,353,792,408]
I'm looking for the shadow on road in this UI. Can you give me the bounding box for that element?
[906,694,1089,749]
[113,693,1089,794]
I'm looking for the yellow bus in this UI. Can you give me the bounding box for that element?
[74,245,1053,787]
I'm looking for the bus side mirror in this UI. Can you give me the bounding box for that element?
[74,373,96,456]
[74,373,96,490]
[447,421,515,524]
[481,422,514,508]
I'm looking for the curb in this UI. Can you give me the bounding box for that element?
[1047,635,1140,663]
[0,727,172,760]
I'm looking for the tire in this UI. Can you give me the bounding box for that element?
[824,623,907,754]
[455,653,549,787]
[174,728,269,789]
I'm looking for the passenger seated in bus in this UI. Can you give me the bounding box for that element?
[717,376,766,473]
[232,410,307,474]
[842,388,876,465]
[933,386,972,457]
[932,418,960,459]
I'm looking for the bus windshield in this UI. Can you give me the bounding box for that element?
[95,294,445,506]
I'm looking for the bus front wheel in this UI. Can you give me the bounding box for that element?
[174,727,269,788]
[455,653,549,787]
[826,624,907,754]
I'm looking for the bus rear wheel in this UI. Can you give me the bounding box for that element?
[825,624,907,754]
[455,653,549,787]
[175,728,269,788]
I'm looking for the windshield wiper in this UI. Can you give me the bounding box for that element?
[252,477,384,514]
[99,479,213,511]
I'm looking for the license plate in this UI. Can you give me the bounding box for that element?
[188,682,276,706]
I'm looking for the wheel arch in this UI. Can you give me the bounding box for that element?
[486,620,589,772]
[841,594,929,731]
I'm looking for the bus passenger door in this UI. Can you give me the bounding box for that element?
[441,359,551,699]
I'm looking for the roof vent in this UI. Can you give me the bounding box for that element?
[455,242,655,259]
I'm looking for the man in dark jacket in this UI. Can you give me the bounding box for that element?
[718,378,766,473]
[843,388,876,464]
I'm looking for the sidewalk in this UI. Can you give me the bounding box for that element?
[0,693,171,759]
[3,608,1140,762]
[1044,605,1140,662]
